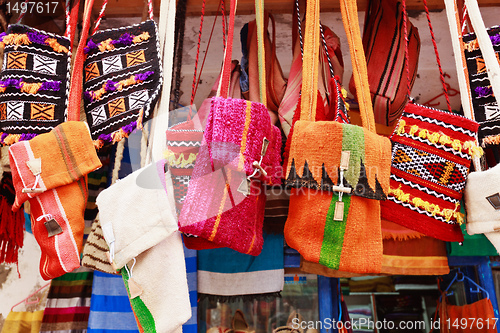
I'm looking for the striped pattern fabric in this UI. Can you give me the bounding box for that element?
[82,219,118,275]
[40,269,94,332]
[9,121,102,211]
[182,244,197,333]
[87,271,139,332]
[348,0,420,126]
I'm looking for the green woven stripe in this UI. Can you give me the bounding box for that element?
[52,271,93,282]
[122,268,156,333]
[342,123,365,187]
[318,193,351,269]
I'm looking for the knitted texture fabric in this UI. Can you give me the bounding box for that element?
[83,20,162,148]
[29,177,88,280]
[9,121,102,211]
[178,96,282,256]
[464,162,500,254]
[82,218,119,275]
[87,270,139,332]
[444,298,497,333]
[285,120,391,199]
[121,231,191,333]
[382,102,480,242]
[0,25,71,145]
[285,188,382,274]
[96,162,177,269]
[463,26,500,146]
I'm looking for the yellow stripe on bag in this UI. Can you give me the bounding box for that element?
[209,170,232,242]
[238,101,253,170]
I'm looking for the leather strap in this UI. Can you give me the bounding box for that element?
[339,0,376,133]
[67,0,95,121]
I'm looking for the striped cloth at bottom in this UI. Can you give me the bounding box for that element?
[183,244,197,333]
[39,268,93,333]
[87,271,139,332]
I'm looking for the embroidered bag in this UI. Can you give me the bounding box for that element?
[178,0,282,256]
[381,0,480,242]
[284,0,391,274]
[0,4,78,145]
[82,0,162,148]
[348,0,420,126]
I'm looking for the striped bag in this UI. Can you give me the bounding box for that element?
[349,0,420,126]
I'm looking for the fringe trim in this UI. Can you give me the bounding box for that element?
[382,230,425,241]
[482,133,500,147]
[84,72,154,103]
[93,120,138,149]
[198,292,282,303]
[164,150,197,168]
[389,186,464,224]
[0,33,69,53]
[85,31,150,54]
[395,119,483,158]
[0,132,37,146]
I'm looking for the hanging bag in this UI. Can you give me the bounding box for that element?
[0,0,79,145]
[348,0,420,126]
[380,0,480,242]
[178,0,282,256]
[283,0,392,274]
[81,0,162,148]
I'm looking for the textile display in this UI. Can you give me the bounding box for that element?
[463,26,500,146]
[0,24,71,145]
[9,121,101,280]
[96,161,177,269]
[178,0,282,256]
[198,232,284,300]
[438,296,497,333]
[121,231,191,333]
[464,162,500,254]
[39,269,94,332]
[87,270,139,332]
[284,0,391,274]
[1,310,44,333]
[83,20,162,148]
[349,0,420,126]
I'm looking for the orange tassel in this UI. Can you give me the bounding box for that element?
[3,134,21,145]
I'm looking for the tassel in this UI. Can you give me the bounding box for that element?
[0,173,25,265]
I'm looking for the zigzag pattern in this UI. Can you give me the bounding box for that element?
[390,174,458,203]
[168,141,201,147]
[286,158,386,200]
[0,92,60,99]
[87,81,148,107]
[471,76,491,83]
[85,41,149,60]
[86,65,153,90]
[404,113,477,138]
[397,132,472,160]
[13,45,65,57]
[3,125,56,131]
[388,196,453,224]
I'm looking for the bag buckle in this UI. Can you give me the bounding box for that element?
[22,158,44,193]
[238,138,270,196]
[334,151,352,221]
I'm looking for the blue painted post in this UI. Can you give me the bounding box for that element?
[318,276,336,333]
[476,257,500,333]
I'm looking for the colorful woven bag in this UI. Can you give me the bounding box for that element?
[381,0,480,242]
[0,5,78,145]
[284,0,391,274]
[178,0,282,256]
[348,0,420,126]
[81,0,162,148]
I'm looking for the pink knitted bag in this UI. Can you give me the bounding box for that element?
[178,0,281,256]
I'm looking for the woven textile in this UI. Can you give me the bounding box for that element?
[197,232,284,299]
[382,103,480,242]
[178,97,282,256]
[87,271,139,332]
[439,297,496,333]
[463,26,500,146]
[182,245,197,333]
[1,310,44,333]
[83,20,162,148]
[349,0,420,126]
[39,269,93,333]
[0,25,71,145]
[82,218,119,275]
